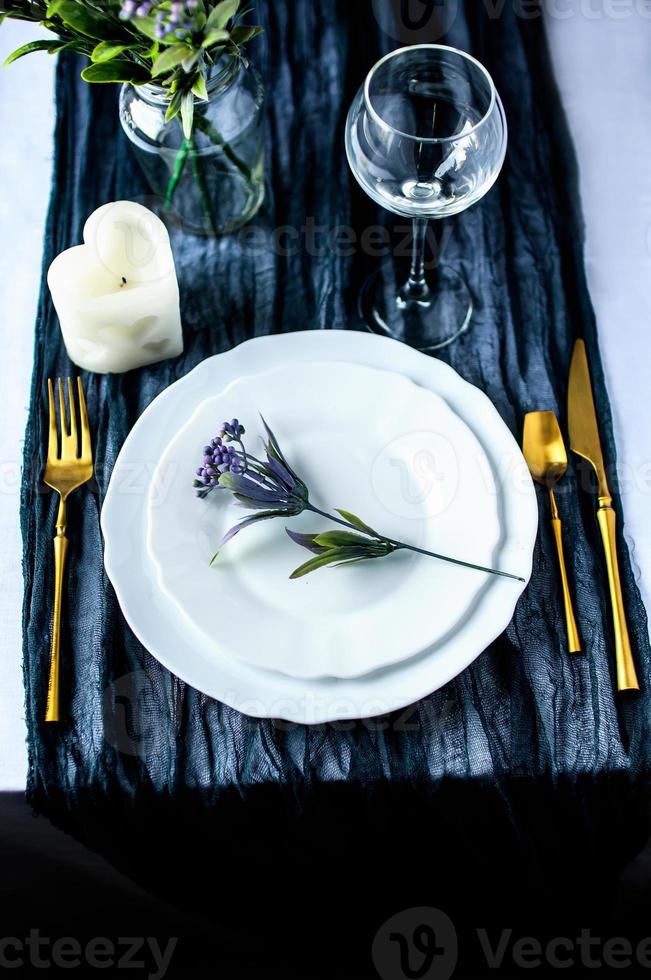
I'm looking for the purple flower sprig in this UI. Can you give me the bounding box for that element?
[194,417,309,551]
[194,418,525,583]
[120,0,201,42]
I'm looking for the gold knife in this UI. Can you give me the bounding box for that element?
[568,339,639,692]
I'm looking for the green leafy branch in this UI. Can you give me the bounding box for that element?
[1,0,262,138]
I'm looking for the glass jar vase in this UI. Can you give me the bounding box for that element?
[120,57,265,236]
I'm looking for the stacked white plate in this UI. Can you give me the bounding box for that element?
[102,330,537,723]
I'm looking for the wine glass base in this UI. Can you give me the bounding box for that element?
[358,262,473,352]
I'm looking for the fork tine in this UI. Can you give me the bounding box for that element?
[57,378,67,439]
[47,379,58,462]
[67,378,78,456]
[77,378,92,462]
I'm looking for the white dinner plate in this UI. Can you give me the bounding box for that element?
[146,361,502,680]
[102,330,537,723]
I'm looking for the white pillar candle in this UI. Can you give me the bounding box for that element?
[47,201,183,374]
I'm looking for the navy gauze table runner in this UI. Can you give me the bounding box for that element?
[21,0,651,961]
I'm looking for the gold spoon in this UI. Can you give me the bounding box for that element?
[523,411,581,654]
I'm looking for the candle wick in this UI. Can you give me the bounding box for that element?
[120,276,127,288]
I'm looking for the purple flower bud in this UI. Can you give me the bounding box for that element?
[196,467,203,476]
[202,476,211,486]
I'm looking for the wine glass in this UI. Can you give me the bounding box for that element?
[345,44,507,350]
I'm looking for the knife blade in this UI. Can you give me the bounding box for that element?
[567,338,639,692]
[568,339,610,500]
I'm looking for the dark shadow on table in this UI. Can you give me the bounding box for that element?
[4,772,651,978]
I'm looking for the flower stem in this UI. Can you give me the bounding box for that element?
[164,132,218,235]
[305,504,525,583]
[188,135,219,236]
[164,137,191,209]
[193,113,254,186]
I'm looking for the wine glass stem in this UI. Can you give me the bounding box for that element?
[402,217,430,302]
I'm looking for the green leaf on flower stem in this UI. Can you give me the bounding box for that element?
[334,509,379,537]
[91,41,131,64]
[81,60,150,84]
[3,39,63,66]
[152,43,193,77]
[181,91,194,138]
[46,0,115,39]
[313,531,373,549]
[290,551,340,580]
[289,544,386,579]
[207,0,239,30]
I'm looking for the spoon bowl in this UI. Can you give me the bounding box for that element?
[522,410,581,654]
[523,411,568,489]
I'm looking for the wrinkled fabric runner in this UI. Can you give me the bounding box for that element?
[21,0,651,961]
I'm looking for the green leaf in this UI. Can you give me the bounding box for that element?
[206,0,239,30]
[165,90,183,123]
[152,43,193,77]
[91,41,131,63]
[3,39,63,67]
[191,73,208,101]
[290,551,340,580]
[81,60,149,84]
[202,27,229,48]
[51,39,88,55]
[313,531,372,549]
[182,51,199,72]
[131,17,159,41]
[229,24,263,45]
[46,1,114,39]
[335,509,379,537]
[180,90,194,138]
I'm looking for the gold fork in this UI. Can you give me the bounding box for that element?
[43,378,94,723]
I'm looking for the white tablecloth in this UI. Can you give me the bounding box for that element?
[1,10,650,790]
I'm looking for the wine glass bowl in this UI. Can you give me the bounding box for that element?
[345,45,507,350]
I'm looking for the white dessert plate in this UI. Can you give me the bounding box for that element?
[102,330,537,723]
[145,361,502,680]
